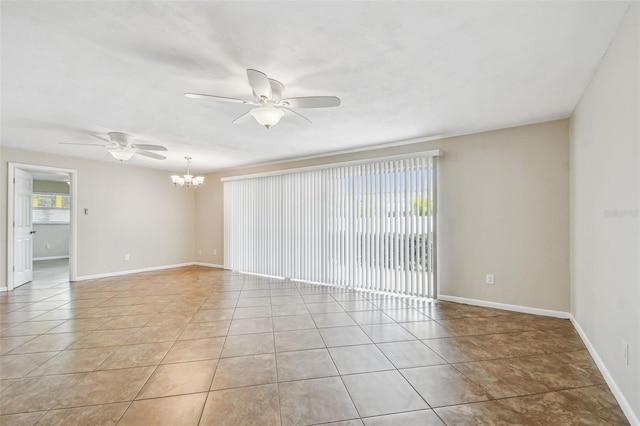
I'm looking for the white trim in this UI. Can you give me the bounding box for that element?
[7,163,78,290]
[34,256,70,261]
[0,287,8,292]
[438,294,571,319]
[74,262,194,281]
[194,262,225,269]
[221,149,442,182]
[570,317,639,426]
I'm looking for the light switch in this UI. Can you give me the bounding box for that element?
[84,208,89,215]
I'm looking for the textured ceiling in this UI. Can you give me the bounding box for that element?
[0,1,631,173]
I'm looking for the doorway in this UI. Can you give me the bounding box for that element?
[6,163,77,291]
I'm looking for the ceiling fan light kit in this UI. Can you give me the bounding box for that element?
[250,106,284,129]
[185,69,340,129]
[171,156,204,188]
[108,148,135,162]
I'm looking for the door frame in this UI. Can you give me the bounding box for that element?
[6,162,78,291]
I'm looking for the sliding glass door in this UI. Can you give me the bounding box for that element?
[224,152,438,298]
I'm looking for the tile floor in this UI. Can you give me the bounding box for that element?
[0,264,629,425]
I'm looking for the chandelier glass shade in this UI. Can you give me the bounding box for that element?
[171,156,204,188]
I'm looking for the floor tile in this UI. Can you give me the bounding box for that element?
[453,359,551,398]
[275,329,325,352]
[0,351,59,379]
[312,312,357,328]
[273,314,315,331]
[400,365,490,407]
[347,310,395,325]
[191,308,235,322]
[211,354,277,390]
[0,373,87,414]
[279,377,359,426]
[35,402,129,425]
[179,320,230,339]
[423,337,494,363]
[434,399,525,425]
[362,409,445,425]
[0,411,45,426]
[228,317,273,335]
[0,336,36,355]
[221,333,274,358]
[377,341,446,369]
[68,329,135,349]
[276,348,338,381]
[119,393,207,426]
[307,302,346,314]
[200,384,280,426]
[125,325,183,344]
[319,326,373,347]
[328,344,394,375]
[232,306,272,319]
[55,366,155,407]
[381,309,430,322]
[400,320,455,339]
[342,370,428,417]
[271,304,310,316]
[360,323,416,343]
[162,337,225,363]
[28,346,117,376]
[98,341,172,369]
[138,359,217,398]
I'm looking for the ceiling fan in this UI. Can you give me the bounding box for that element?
[60,132,168,161]
[185,69,341,129]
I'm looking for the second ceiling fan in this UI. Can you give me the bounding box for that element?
[185,69,340,129]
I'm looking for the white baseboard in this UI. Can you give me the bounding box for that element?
[438,294,571,319]
[34,255,70,261]
[0,286,8,292]
[194,262,225,269]
[74,262,195,281]
[570,317,639,426]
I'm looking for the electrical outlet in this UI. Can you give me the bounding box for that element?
[213,249,217,256]
[624,343,629,366]
[198,250,202,256]
[124,253,130,261]
[46,244,51,250]
[486,274,494,285]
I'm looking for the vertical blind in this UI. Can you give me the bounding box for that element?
[224,152,439,298]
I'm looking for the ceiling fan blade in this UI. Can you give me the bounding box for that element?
[280,96,341,108]
[269,79,283,103]
[91,134,114,144]
[281,107,312,124]
[131,144,168,151]
[134,150,166,160]
[184,93,255,105]
[231,110,252,124]
[247,69,272,101]
[59,142,108,147]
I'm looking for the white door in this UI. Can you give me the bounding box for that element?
[14,169,34,287]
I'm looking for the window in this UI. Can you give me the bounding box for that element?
[32,193,70,224]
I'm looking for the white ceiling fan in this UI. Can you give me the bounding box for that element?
[60,132,168,161]
[185,69,341,129]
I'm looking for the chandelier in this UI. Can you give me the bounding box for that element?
[171,156,204,188]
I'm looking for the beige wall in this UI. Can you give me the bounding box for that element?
[196,120,570,312]
[1,147,196,286]
[570,4,639,420]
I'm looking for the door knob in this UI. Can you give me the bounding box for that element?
[30,230,37,234]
